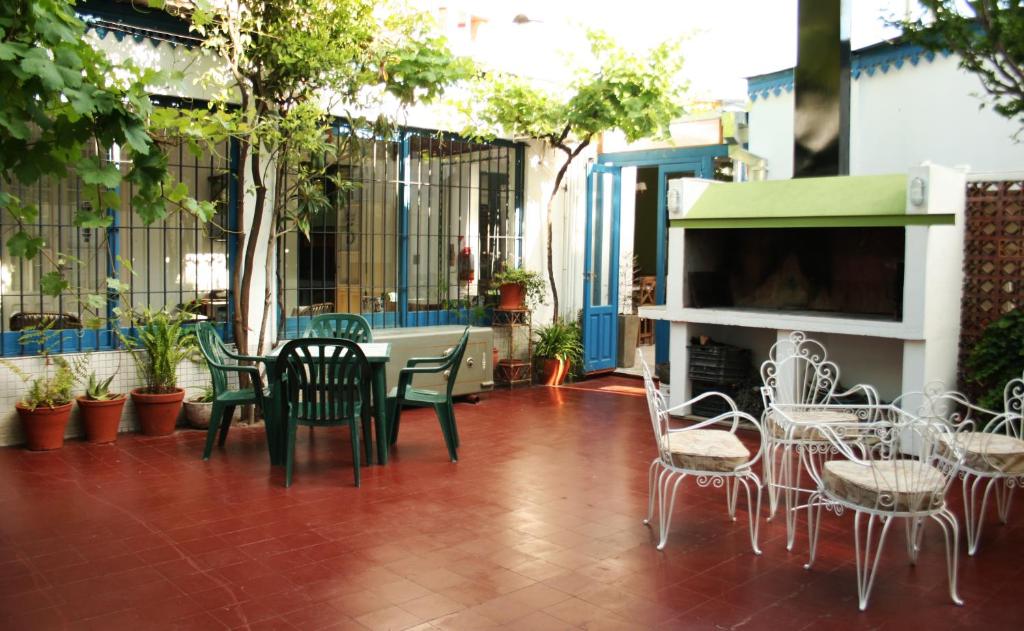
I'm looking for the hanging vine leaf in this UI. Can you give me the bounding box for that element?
[40,271,70,296]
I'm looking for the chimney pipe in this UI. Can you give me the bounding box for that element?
[793,0,851,177]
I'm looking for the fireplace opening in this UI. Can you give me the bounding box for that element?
[684,227,904,320]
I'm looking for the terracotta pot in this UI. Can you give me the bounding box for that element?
[183,400,213,430]
[498,283,526,310]
[130,388,185,436]
[77,396,127,444]
[15,402,73,451]
[541,358,568,386]
[559,359,573,384]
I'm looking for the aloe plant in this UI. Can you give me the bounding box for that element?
[84,373,119,401]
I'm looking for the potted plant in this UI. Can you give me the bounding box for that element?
[534,321,583,386]
[6,355,76,450]
[183,384,215,429]
[118,308,196,436]
[76,371,127,444]
[1,325,79,450]
[492,267,546,312]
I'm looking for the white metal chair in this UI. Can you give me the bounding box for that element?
[760,331,880,550]
[894,373,1024,555]
[795,405,968,610]
[640,356,764,554]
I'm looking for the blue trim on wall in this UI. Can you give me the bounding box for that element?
[747,68,796,102]
[747,40,952,101]
[0,322,231,358]
[397,133,411,327]
[106,191,120,330]
[227,138,240,344]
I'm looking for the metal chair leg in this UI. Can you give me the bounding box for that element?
[931,508,964,606]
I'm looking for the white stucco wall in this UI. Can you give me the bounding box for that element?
[749,54,1024,179]
[524,141,596,326]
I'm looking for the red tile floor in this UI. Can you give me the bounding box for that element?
[1,377,1022,630]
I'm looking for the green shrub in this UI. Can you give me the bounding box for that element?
[965,309,1024,410]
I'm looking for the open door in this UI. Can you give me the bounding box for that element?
[582,164,621,373]
[654,162,700,365]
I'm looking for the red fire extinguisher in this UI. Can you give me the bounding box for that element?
[458,245,474,282]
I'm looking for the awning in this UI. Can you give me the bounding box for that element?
[673,174,955,229]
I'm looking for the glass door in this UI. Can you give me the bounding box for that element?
[582,164,621,373]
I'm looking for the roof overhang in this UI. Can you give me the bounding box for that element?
[672,174,955,229]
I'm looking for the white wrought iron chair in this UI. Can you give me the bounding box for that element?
[798,407,968,610]
[760,331,880,550]
[893,373,1024,555]
[640,357,764,554]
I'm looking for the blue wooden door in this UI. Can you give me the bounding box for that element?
[582,164,621,373]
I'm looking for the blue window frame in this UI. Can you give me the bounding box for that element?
[278,127,526,336]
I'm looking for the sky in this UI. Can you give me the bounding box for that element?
[438,0,915,100]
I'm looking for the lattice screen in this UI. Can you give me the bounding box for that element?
[958,179,1024,392]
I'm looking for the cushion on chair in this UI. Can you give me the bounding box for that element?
[767,409,860,440]
[662,429,751,473]
[823,460,947,512]
[937,432,1024,475]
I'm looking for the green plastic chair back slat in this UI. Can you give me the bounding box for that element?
[302,313,373,343]
[276,338,372,487]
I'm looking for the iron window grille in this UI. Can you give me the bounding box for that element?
[0,126,236,357]
[278,127,525,336]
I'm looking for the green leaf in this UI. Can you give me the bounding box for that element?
[119,119,150,154]
[73,208,113,229]
[20,48,64,90]
[77,156,122,187]
[6,230,45,259]
[40,272,69,297]
[106,277,129,293]
[0,42,23,61]
[6,202,38,224]
[166,181,189,203]
[84,294,108,311]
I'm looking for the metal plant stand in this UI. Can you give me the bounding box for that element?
[493,308,531,387]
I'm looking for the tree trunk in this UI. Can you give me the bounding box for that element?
[239,143,268,355]
[232,140,250,358]
[545,139,590,322]
[256,160,288,356]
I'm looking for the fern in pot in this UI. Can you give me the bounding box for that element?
[2,335,76,448]
[117,308,197,436]
[534,321,583,386]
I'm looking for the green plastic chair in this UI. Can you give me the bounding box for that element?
[302,313,373,342]
[275,338,371,487]
[195,322,270,460]
[387,328,470,462]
